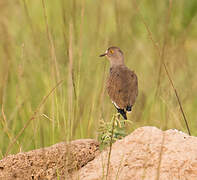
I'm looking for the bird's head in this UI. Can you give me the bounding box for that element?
[99,47,124,66]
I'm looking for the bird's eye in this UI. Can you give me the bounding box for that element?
[109,50,114,54]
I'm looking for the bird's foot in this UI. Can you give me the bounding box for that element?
[114,112,126,128]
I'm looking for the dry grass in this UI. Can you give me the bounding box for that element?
[0,0,196,159]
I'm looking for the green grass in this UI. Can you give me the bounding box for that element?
[0,0,197,157]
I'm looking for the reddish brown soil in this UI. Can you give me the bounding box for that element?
[1,127,197,180]
[0,139,99,180]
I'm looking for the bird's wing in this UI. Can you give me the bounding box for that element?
[107,66,138,109]
[127,68,138,106]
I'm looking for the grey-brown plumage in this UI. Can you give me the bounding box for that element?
[100,47,138,119]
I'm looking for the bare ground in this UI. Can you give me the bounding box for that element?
[1,127,197,180]
[0,139,99,180]
[73,127,197,180]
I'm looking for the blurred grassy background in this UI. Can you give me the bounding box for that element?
[0,0,197,157]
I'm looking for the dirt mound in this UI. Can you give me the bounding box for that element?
[73,127,197,180]
[1,127,197,180]
[0,139,99,180]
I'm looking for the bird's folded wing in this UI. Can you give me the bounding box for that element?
[107,67,138,109]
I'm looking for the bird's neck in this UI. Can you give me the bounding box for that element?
[110,62,125,68]
[109,58,125,67]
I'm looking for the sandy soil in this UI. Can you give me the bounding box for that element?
[0,139,99,180]
[73,127,197,180]
[1,127,197,180]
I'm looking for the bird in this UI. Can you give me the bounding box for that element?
[99,46,138,120]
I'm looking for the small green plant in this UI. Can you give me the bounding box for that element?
[98,113,132,150]
[99,113,132,179]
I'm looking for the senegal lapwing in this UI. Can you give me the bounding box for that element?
[99,47,138,120]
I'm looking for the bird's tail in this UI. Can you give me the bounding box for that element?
[126,105,132,113]
[117,109,127,120]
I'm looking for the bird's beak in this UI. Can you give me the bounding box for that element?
[99,53,107,57]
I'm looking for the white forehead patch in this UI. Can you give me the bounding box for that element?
[105,49,108,53]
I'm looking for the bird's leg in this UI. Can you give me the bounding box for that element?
[114,112,125,128]
[116,112,120,120]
